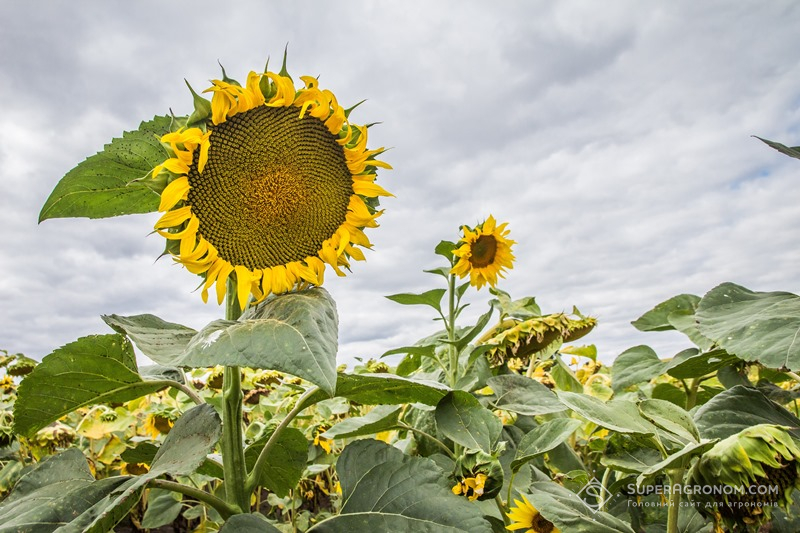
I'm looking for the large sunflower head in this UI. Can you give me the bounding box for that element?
[451,215,515,289]
[152,60,391,309]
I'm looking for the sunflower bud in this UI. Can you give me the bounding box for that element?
[689,424,800,529]
[452,449,504,501]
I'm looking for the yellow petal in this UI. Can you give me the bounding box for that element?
[158,176,190,212]
[234,265,253,309]
[352,181,393,198]
[216,262,234,305]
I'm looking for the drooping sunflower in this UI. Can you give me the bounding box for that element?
[506,494,560,533]
[152,61,391,308]
[451,215,515,289]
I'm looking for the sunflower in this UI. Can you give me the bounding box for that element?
[152,62,391,309]
[506,494,560,533]
[451,215,515,289]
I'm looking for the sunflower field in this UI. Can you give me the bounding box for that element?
[3,57,800,533]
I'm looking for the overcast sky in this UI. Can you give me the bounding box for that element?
[2,1,800,369]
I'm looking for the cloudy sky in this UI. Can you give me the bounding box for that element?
[2,1,800,368]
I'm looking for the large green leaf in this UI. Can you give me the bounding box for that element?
[323,405,402,439]
[385,289,447,313]
[664,348,738,379]
[331,439,489,533]
[611,345,666,392]
[0,449,129,533]
[631,294,701,332]
[527,481,636,533]
[39,116,171,221]
[693,385,800,440]
[14,334,165,437]
[140,489,182,530]
[557,392,655,435]
[219,514,282,532]
[696,282,800,370]
[175,289,338,395]
[244,427,306,497]
[511,418,582,472]
[56,404,221,533]
[310,513,467,532]
[435,391,502,453]
[102,314,197,361]
[638,399,699,443]
[303,373,450,407]
[636,440,717,485]
[754,136,800,161]
[487,374,565,415]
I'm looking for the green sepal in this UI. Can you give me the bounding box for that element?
[185,79,212,127]
[217,60,240,86]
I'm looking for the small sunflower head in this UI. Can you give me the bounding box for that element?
[690,424,800,529]
[506,494,560,532]
[482,313,597,368]
[152,60,391,309]
[451,215,515,290]
[452,449,504,501]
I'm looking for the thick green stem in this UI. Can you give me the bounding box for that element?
[245,386,320,495]
[149,479,239,520]
[666,468,683,533]
[495,494,510,526]
[221,281,248,513]
[164,380,204,406]
[447,273,458,387]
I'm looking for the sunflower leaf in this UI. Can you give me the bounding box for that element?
[322,439,490,533]
[695,282,800,371]
[39,116,173,222]
[611,345,667,392]
[13,334,165,437]
[244,427,307,497]
[435,391,502,453]
[175,288,338,395]
[631,294,701,332]
[511,418,582,472]
[385,289,447,314]
[323,405,402,439]
[102,313,198,363]
[754,136,800,161]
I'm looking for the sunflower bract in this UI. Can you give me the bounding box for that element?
[152,66,391,308]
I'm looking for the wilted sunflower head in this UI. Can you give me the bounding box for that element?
[152,59,391,309]
[482,312,597,368]
[690,424,800,529]
[506,494,560,533]
[451,215,515,289]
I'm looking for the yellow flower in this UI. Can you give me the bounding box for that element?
[506,494,560,533]
[452,474,488,501]
[452,215,515,289]
[143,413,173,439]
[314,429,333,454]
[153,64,391,309]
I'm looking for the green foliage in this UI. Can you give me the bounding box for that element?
[13,334,165,437]
[696,282,800,371]
[177,288,340,395]
[329,439,490,532]
[38,116,172,222]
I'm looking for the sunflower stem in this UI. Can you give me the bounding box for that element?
[447,273,458,388]
[149,479,239,520]
[495,494,511,526]
[221,281,248,513]
[666,468,684,533]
